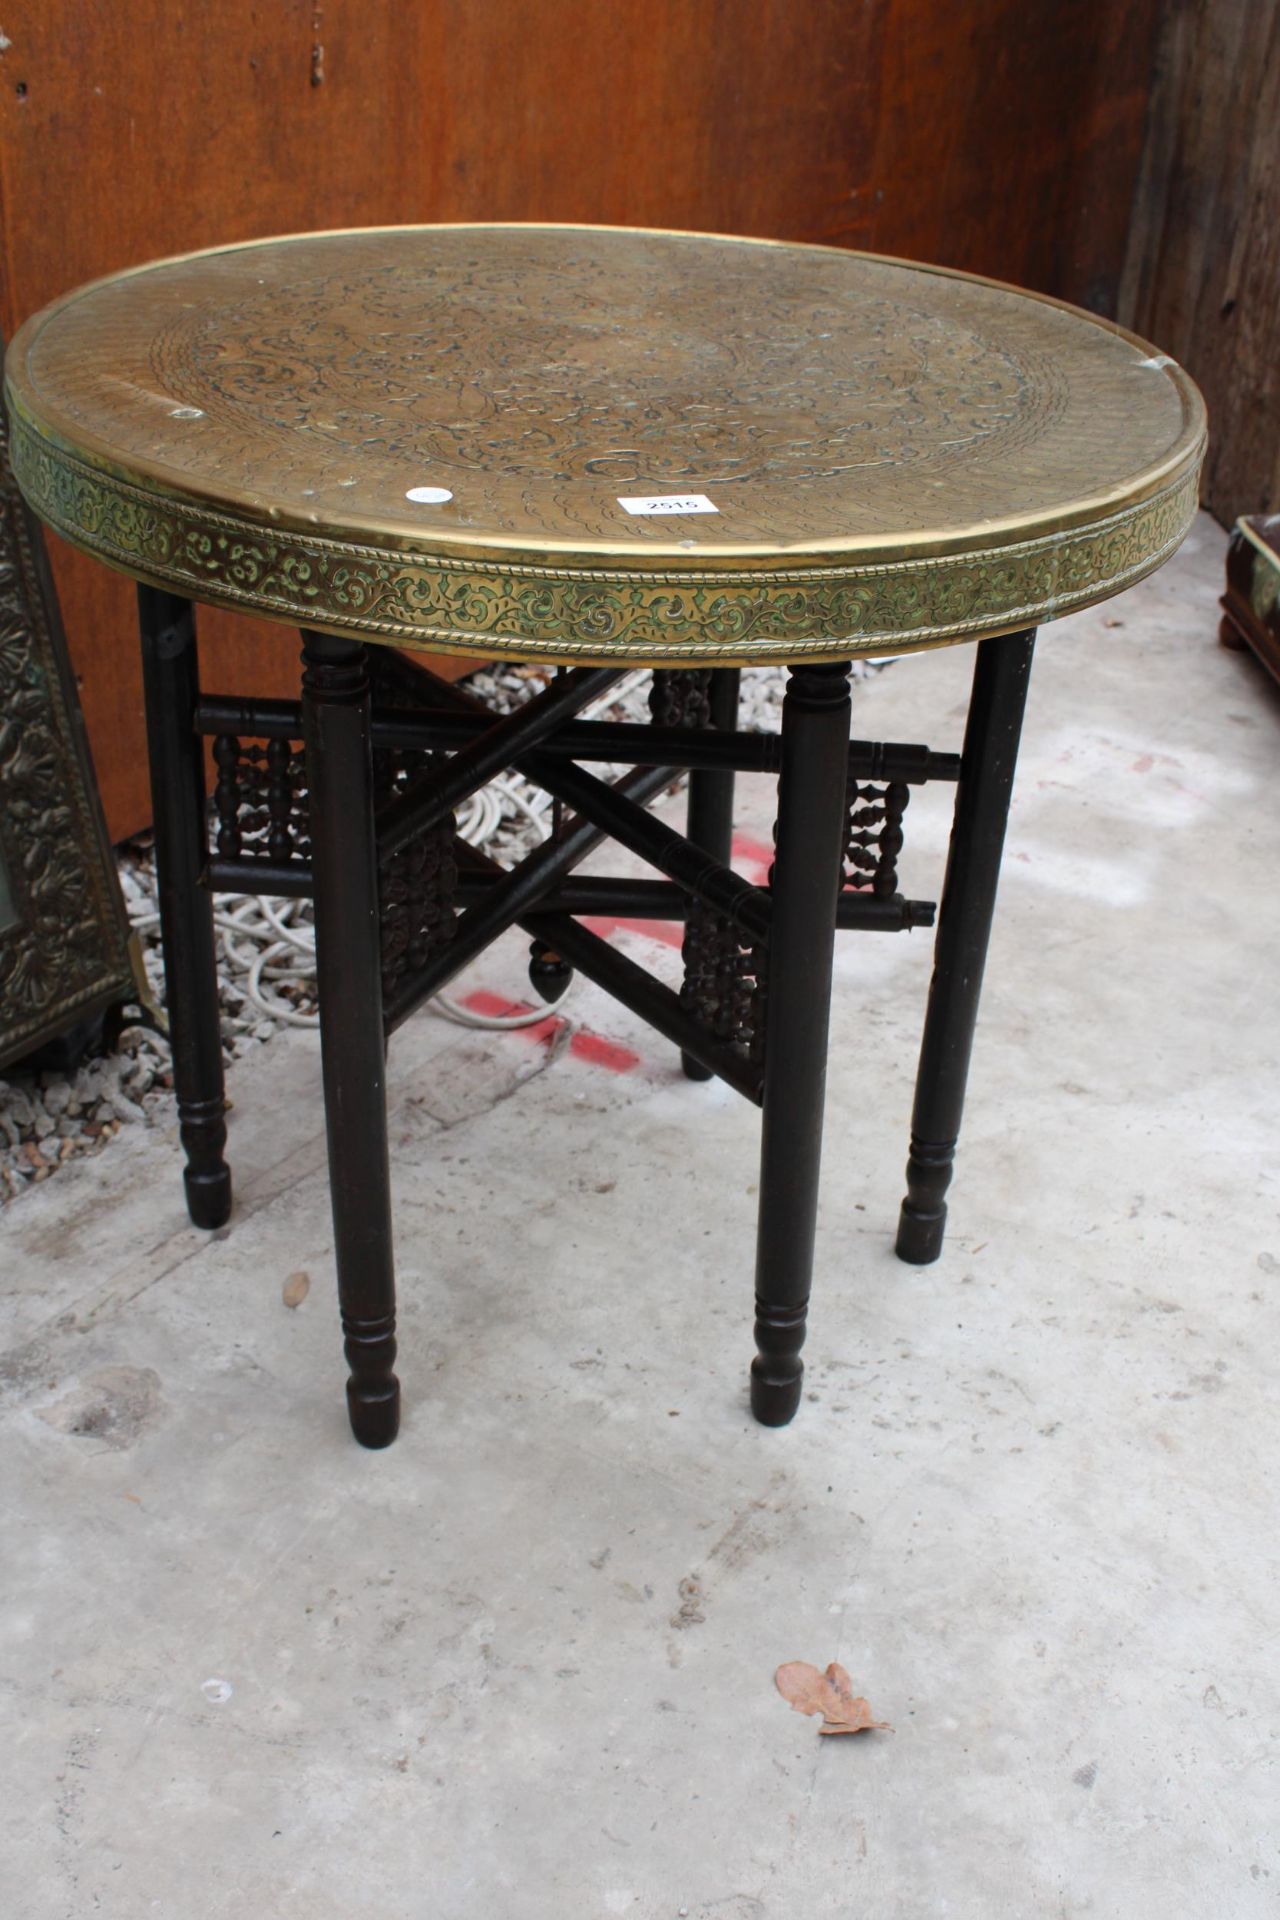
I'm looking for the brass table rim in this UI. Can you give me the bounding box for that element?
[7,221,1206,566]
[5,223,1207,662]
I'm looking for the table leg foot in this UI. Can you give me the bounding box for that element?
[181,1114,233,1231]
[750,662,851,1427]
[895,1137,953,1264]
[750,1299,808,1424]
[344,1312,401,1447]
[348,1386,401,1450]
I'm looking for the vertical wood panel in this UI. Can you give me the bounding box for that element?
[0,0,1162,837]
[1121,0,1280,527]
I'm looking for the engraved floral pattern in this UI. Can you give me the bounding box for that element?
[181,268,1036,493]
[15,229,1203,551]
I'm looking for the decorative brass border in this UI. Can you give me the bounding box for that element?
[9,408,1203,664]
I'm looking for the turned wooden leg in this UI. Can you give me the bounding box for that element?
[751,661,852,1425]
[896,629,1035,1264]
[137,585,231,1230]
[681,668,741,1080]
[301,631,400,1448]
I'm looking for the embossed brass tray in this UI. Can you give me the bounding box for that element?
[4,224,1205,663]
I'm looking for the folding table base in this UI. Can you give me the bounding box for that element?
[137,584,1034,1448]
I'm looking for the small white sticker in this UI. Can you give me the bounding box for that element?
[405,485,454,505]
[618,493,719,516]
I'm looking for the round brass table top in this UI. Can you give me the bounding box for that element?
[5,224,1206,664]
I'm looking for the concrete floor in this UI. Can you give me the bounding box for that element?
[3,513,1278,1918]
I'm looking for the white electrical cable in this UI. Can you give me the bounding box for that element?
[431,767,573,1029]
[430,992,569,1030]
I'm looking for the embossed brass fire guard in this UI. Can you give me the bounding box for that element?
[139,586,1033,1450]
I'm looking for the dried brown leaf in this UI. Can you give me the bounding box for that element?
[776,1659,841,1719]
[775,1660,891,1735]
[282,1270,311,1309]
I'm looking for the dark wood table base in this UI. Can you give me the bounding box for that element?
[138,585,1034,1448]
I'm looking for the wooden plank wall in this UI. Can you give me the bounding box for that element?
[1120,0,1280,528]
[0,0,1162,839]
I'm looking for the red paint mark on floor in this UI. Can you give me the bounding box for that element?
[567,1027,643,1073]
[459,990,640,1073]
[1131,753,1155,774]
